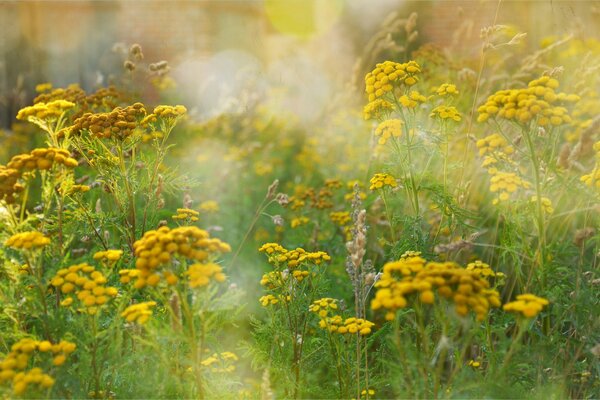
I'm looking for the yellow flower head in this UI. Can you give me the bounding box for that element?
[369,173,397,190]
[5,231,50,250]
[503,293,549,318]
[374,119,403,145]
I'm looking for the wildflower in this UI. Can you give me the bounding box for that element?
[364,60,422,102]
[172,208,200,222]
[309,298,338,318]
[0,166,23,204]
[199,200,219,213]
[489,171,531,204]
[201,352,239,373]
[361,389,376,397]
[16,100,75,122]
[187,262,226,288]
[70,103,146,140]
[530,196,554,214]
[468,360,481,368]
[398,90,427,108]
[121,301,157,324]
[363,98,394,120]
[371,256,501,321]
[334,317,375,336]
[132,226,230,289]
[5,231,50,250]
[476,133,514,156]
[435,83,459,96]
[330,211,351,226]
[503,293,549,318]
[290,216,309,228]
[466,260,505,280]
[7,148,78,171]
[477,76,579,125]
[369,173,397,190]
[50,263,118,313]
[0,338,74,395]
[430,105,462,121]
[93,249,123,263]
[35,83,53,93]
[374,119,403,144]
[259,294,279,306]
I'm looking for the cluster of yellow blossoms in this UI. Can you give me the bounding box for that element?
[187,262,226,288]
[199,200,219,213]
[309,298,339,318]
[258,243,331,269]
[93,249,123,263]
[5,231,50,250]
[363,98,394,120]
[319,316,375,336]
[71,103,146,139]
[398,90,427,109]
[477,76,579,125]
[466,260,506,280]
[503,294,549,318]
[200,352,239,373]
[330,211,351,226]
[476,133,515,157]
[0,338,75,395]
[0,166,22,203]
[172,208,200,222]
[369,173,397,190]
[16,100,75,122]
[121,301,157,324]
[489,171,531,205]
[151,105,187,119]
[580,141,600,189]
[7,148,78,171]
[50,263,118,313]
[430,105,462,122]
[435,83,459,96]
[371,255,501,321]
[530,196,554,214]
[374,119,403,145]
[132,226,230,289]
[364,60,421,102]
[290,216,309,228]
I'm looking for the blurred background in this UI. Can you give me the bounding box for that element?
[1,0,600,129]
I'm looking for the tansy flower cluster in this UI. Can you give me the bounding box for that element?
[200,352,239,373]
[374,119,403,145]
[5,231,50,250]
[132,226,230,289]
[187,262,226,288]
[530,196,554,214]
[7,148,78,171]
[259,294,280,306]
[0,166,23,203]
[435,83,459,96]
[199,200,219,213]
[489,171,531,204]
[309,298,339,318]
[476,133,515,156]
[330,211,351,226]
[398,90,427,109]
[172,208,200,222]
[466,260,506,281]
[151,105,187,119]
[291,216,309,228]
[371,256,501,321]
[50,263,118,313]
[258,243,331,269]
[71,103,146,140]
[503,294,549,318]
[369,173,397,190]
[364,60,421,102]
[260,271,285,290]
[580,141,600,189]
[121,301,157,324]
[0,338,75,395]
[319,316,375,336]
[363,98,394,120]
[477,76,579,125]
[16,100,75,122]
[93,249,123,263]
[430,105,462,122]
